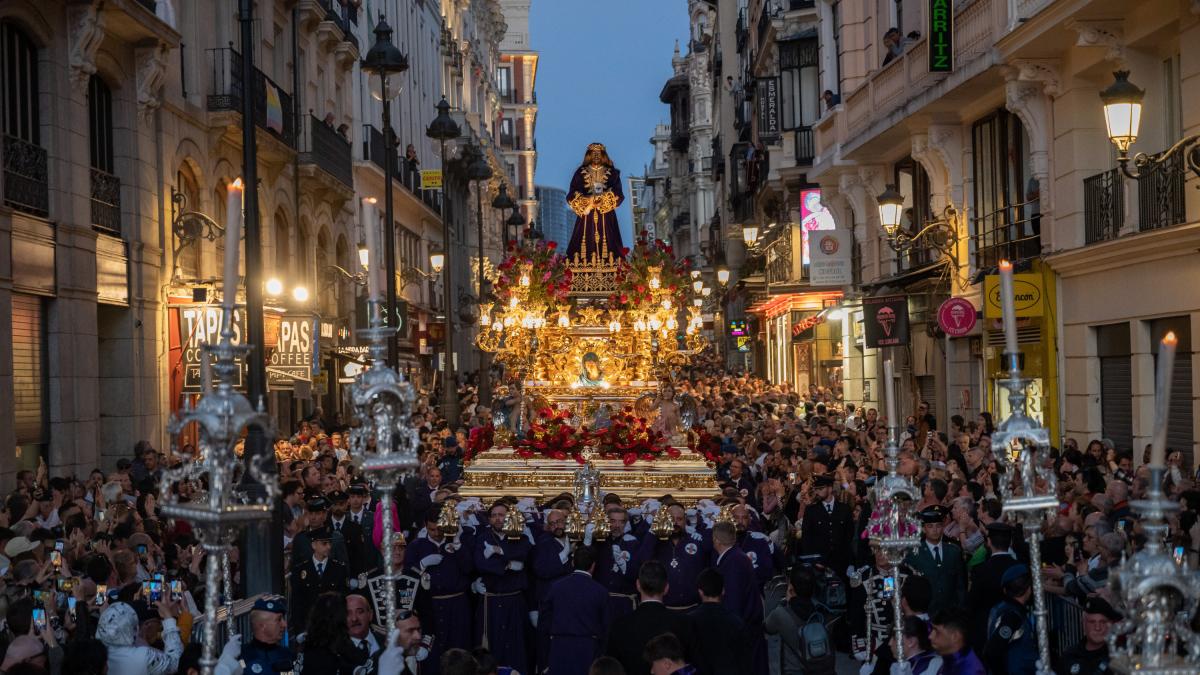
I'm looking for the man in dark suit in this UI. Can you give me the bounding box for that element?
[289,526,348,634]
[345,590,389,672]
[904,506,965,617]
[967,522,1019,650]
[605,559,698,675]
[290,495,350,571]
[688,568,749,675]
[540,545,610,674]
[329,490,371,579]
[798,474,855,572]
[347,483,380,568]
[711,522,762,626]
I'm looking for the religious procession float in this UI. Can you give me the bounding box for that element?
[460,143,721,507]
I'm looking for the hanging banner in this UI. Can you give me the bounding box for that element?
[176,305,246,393]
[808,229,852,286]
[421,170,443,190]
[863,295,910,348]
[928,0,954,72]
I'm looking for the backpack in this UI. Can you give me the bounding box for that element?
[789,608,837,675]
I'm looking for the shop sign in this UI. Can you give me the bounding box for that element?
[937,297,978,337]
[863,295,910,348]
[267,315,316,388]
[177,305,245,393]
[791,312,825,342]
[808,229,852,286]
[757,77,780,141]
[928,0,953,73]
[729,320,747,337]
[983,272,1043,318]
[736,336,752,353]
[421,170,443,190]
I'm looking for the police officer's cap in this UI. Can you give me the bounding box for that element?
[1083,596,1122,621]
[327,490,348,503]
[1000,563,1031,586]
[812,475,834,488]
[252,596,288,614]
[348,484,369,496]
[919,506,947,524]
[309,526,333,542]
[306,496,330,512]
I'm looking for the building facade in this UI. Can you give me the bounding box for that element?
[497,0,539,232]
[0,0,524,487]
[534,184,570,248]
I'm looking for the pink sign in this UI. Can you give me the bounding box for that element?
[937,298,978,337]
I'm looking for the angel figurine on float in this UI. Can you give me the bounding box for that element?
[566,143,625,261]
[651,382,683,442]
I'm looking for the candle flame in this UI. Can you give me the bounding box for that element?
[364,197,378,205]
[1164,331,1178,347]
[230,178,244,191]
[998,259,1012,271]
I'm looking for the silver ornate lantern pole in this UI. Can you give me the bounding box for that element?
[867,358,921,664]
[160,302,276,673]
[1109,332,1200,674]
[991,261,1056,675]
[345,296,422,633]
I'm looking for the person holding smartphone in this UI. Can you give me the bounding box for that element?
[96,599,184,675]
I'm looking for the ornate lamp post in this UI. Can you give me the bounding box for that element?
[363,16,409,369]
[466,144,495,406]
[426,97,462,425]
[491,182,516,249]
[1099,70,1200,181]
[507,205,527,244]
[876,184,957,255]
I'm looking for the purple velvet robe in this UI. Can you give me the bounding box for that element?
[565,163,625,261]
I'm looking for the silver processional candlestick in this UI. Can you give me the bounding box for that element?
[346,297,422,634]
[1108,332,1200,674]
[161,301,277,675]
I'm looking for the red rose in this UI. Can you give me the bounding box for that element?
[622,453,637,466]
[547,241,557,250]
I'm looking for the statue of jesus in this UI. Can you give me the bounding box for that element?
[565,142,625,262]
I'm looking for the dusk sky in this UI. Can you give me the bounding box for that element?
[530,0,691,246]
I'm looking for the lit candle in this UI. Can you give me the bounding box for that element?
[361,197,381,303]
[998,260,1019,361]
[883,358,897,434]
[1151,331,1177,468]
[223,179,244,310]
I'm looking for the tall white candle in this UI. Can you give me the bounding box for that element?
[1151,332,1177,468]
[223,179,244,309]
[361,197,381,303]
[883,358,897,435]
[998,259,1019,359]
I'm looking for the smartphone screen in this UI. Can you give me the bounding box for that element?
[170,580,183,601]
[95,584,108,606]
[32,590,44,603]
[149,581,162,602]
[49,551,62,568]
[1174,546,1185,565]
[55,541,64,552]
[883,576,895,597]
[67,596,77,621]
[32,608,46,631]
[141,581,152,598]
[153,572,165,584]
[136,544,148,555]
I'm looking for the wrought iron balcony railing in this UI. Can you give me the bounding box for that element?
[1083,168,1123,244]
[207,47,296,148]
[1137,148,1186,232]
[3,135,49,217]
[90,167,122,234]
[362,124,397,174]
[794,126,814,166]
[301,114,353,187]
[971,199,1041,268]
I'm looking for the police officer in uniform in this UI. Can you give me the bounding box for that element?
[240,596,295,675]
[904,505,964,616]
[798,475,855,573]
[1056,596,1120,674]
[982,564,1037,675]
[289,526,349,634]
[328,490,371,580]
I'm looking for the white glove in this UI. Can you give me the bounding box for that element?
[583,522,595,546]
[523,526,536,545]
[528,610,539,627]
[214,634,243,675]
[420,554,444,569]
[558,544,572,565]
[377,629,405,675]
[628,507,643,520]
[889,662,913,675]
[483,542,500,559]
[507,560,525,572]
[471,578,487,594]
[612,544,627,574]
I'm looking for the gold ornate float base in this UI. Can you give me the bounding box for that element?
[459,447,719,505]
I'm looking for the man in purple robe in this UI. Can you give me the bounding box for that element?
[540,545,610,675]
[404,508,473,675]
[565,143,625,262]
[473,501,532,673]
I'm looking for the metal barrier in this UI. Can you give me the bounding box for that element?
[1046,592,1085,659]
[189,593,272,647]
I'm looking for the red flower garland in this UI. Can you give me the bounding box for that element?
[516,408,590,463]
[591,406,677,465]
[465,423,495,462]
[687,429,722,464]
[495,240,573,308]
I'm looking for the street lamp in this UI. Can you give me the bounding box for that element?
[716,264,730,286]
[426,97,462,425]
[358,242,370,270]
[466,144,494,406]
[507,206,526,244]
[363,15,409,369]
[492,182,516,249]
[1099,70,1200,182]
[742,223,759,248]
[876,184,905,238]
[430,249,445,275]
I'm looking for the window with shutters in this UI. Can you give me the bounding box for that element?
[780,37,819,131]
[12,293,47,451]
[2,21,48,217]
[1151,317,1193,466]
[1097,323,1132,453]
[88,75,121,233]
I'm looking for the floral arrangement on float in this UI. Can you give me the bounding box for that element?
[493,239,573,315]
[608,236,690,311]
[590,406,678,465]
[464,423,496,463]
[686,429,723,465]
[516,408,591,462]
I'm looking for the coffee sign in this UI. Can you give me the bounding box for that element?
[177,305,245,392]
[267,315,316,388]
